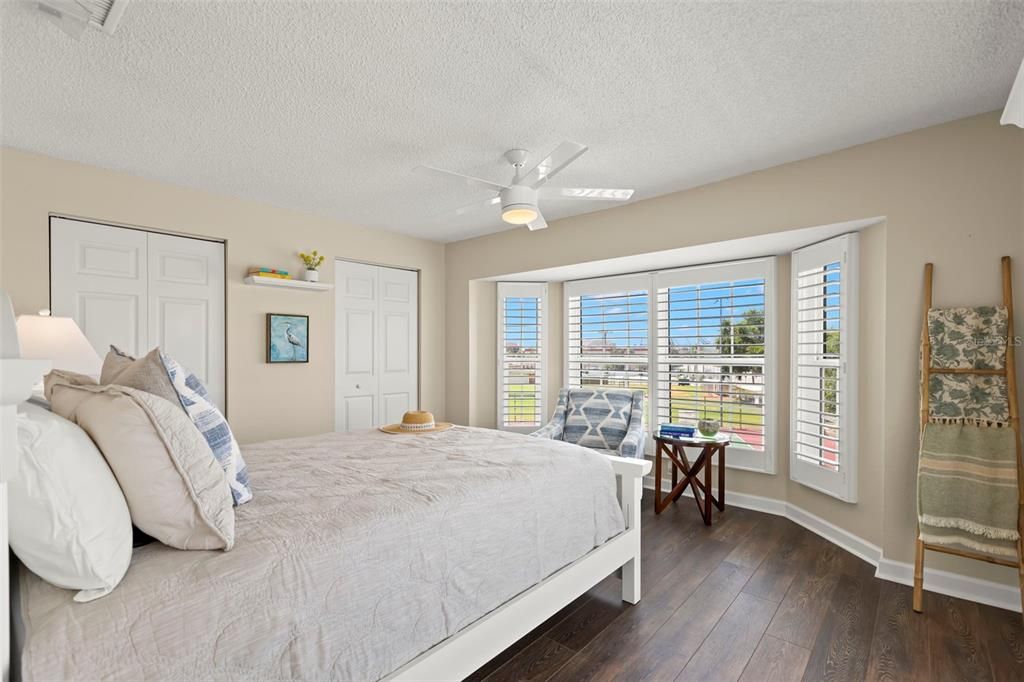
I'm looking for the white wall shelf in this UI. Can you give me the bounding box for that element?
[243,276,333,292]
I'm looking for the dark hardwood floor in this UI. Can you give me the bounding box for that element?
[468,495,1024,681]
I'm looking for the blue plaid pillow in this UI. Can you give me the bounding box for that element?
[160,353,252,505]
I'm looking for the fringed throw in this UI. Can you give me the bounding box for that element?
[918,424,1019,558]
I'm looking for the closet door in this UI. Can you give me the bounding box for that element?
[378,266,418,426]
[335,260,380,430]
[50,217,226,411]
[334,260,418,431]
[50,217,148,357]
[147,233,226,410]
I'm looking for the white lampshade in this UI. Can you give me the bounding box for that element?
[16,314,102,377]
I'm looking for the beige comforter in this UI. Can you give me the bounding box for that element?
[18,426,625,681]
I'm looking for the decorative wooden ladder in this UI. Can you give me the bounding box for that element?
[913,257,1023,615]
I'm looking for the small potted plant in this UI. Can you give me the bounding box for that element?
[298,250,325,282]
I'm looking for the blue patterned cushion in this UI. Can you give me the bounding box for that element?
[160,353,252,506]
[564,389,635,451]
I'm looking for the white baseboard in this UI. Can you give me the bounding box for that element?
[784,502,882,566]
[875,558,1021,613]
[644,478,1022,613]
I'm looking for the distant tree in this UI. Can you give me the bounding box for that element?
[823,330,839,414]
[714,309,765,373]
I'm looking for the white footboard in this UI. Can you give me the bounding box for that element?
[387,453,651,681]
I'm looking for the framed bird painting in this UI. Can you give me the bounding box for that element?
[267,313,309,363]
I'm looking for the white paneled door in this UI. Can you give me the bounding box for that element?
[50,217,226,410]
[335,260,379,431]
[147,232,226,409]
[335,259,418,431]
[377,266,418,426]
[50,218,148,358]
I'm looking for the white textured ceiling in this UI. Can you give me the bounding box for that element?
[2,1,1022,243]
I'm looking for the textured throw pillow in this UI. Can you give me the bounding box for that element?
[100,346,182,407]
[160,352,252,505]
[11,403,132,602]
[100,346,252,506]
[47,380,235,551]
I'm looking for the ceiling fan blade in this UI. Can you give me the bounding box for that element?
[526,212,548,231]
[519,142,588,189]
[414,165,509,193]
[453,195,501,217]
[539,187,635,201]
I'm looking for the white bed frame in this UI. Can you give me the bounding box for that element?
[386,454,651,682]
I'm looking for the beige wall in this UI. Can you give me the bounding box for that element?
[0,148,446,444]
[445,112,1024,586]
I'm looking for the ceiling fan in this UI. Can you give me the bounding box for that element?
[415,142,634,231]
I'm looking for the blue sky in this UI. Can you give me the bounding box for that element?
[504,297,541,349]
[575,278,767,350]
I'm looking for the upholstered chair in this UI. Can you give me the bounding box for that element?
[530,388,645,458]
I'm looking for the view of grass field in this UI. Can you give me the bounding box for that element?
[505,383,541,425]
[505,381,766,448]
[669,384,763,426]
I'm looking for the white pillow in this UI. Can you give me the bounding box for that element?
[10,402,132,602]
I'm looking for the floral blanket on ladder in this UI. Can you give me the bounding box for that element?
[918,306,1019,560]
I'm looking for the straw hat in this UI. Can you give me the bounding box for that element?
[379,410,453,434]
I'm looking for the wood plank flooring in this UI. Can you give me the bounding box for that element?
[468,496,1024,681]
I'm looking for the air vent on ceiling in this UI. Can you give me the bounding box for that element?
[37,0,129,38]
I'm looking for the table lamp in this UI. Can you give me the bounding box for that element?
[15,311,102,379]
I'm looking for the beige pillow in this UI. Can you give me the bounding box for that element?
[100,347,182,408]
[48,381,235,551]
[43,369,99,393]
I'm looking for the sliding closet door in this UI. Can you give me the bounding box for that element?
[50,217,227,410]
[51,217,149,357]
[334,260,418,431]
[147,233,226,410]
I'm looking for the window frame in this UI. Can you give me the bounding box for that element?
[563,273,653,413]
[562,259,777,474]
[653,257,777,474]
[789,233,859,502]
[496,282,548,433]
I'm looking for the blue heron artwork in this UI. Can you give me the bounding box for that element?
[267,313,309,363]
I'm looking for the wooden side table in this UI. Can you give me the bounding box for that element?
[654,433,729,525]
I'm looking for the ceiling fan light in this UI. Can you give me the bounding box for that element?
[502,205,538,225]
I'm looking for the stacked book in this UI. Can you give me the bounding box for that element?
[247,267,291,280]
[658,423,696,439]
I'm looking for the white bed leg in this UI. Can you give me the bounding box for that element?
[621,557,640,604]
[617,465,645,604]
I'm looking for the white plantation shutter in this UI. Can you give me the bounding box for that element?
[497,283,546,431]
[790,234,858,502]
[565,275,651,400]
[654,259,776,472]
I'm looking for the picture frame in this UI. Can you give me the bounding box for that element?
[266,313,309,363]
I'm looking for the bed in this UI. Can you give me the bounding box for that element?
[13,425,650,681]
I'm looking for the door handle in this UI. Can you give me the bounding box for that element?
[355,384,361,389]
